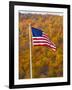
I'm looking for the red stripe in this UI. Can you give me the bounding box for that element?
[33,44,56,50]
[42,35,48,38]
[32,38,46,40]
[32,37,49,41]
[43,33,48,37]
[42,33,48,38]
[33,41,51,44]
[33,43,56,49]
[43,34,49,40]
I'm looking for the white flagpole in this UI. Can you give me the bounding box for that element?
[29,24,32,79]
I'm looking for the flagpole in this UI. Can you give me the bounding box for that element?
[29,24,32,79]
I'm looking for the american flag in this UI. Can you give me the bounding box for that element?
[32,27,56,51]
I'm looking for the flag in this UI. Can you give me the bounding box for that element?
[31,27,56,51]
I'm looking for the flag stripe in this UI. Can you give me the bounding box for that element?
[33,40,51,43]
[33,43,56,49]
[43,35,48,38]
[32,37,50,42]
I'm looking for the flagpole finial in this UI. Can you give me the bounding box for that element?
[29,23,31,26]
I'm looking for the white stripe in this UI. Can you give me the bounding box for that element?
[32,37,44,38]
[50,45,56,48]
[33,39,50,42]
[33,43,50,45]
[43,36,49,39]
[42,34,48,38]
[32,37,49,41]
[32,37,49,39]
[43,36,48,39]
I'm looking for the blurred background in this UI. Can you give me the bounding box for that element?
[19,13,63,79]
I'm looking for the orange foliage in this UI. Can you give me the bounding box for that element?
[19,13,63,79]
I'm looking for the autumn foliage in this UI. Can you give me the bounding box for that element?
[19,13,63,79]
